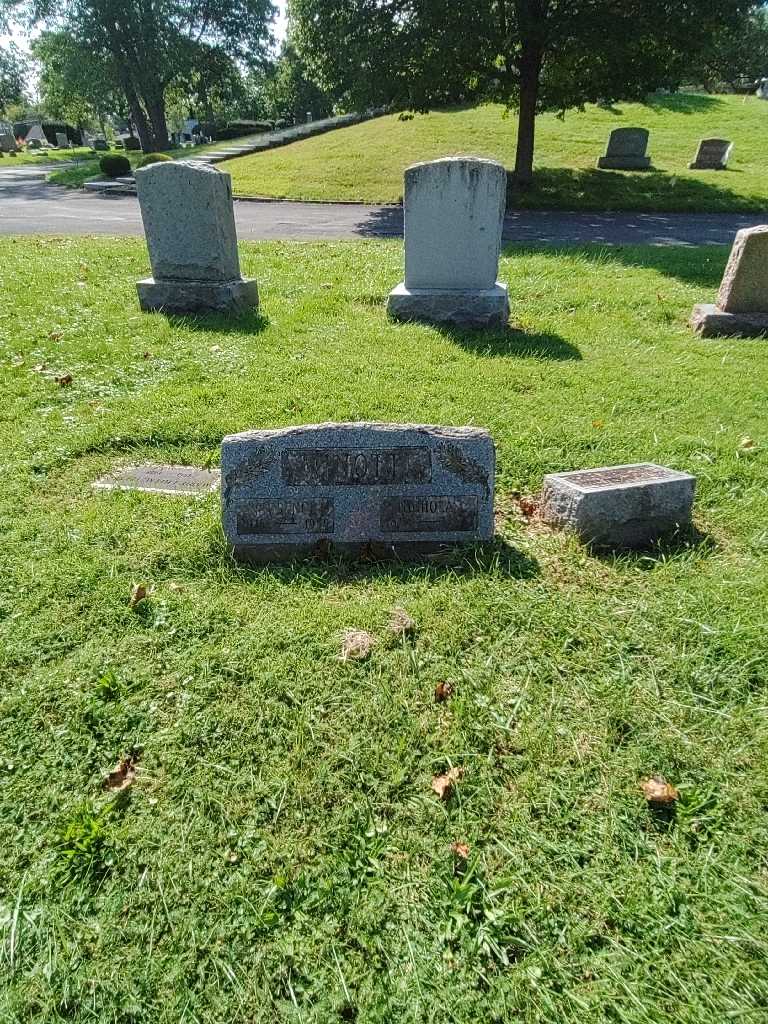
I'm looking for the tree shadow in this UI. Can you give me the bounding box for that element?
[158,309,270,335]
[355,204,404,237]
[644,92,726,114]
[508,167,765,214]
[429,322,582,360]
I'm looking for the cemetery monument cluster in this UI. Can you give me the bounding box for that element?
[120,151,763,561]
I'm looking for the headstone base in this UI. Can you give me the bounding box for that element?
[386,282,509,328]
[137,277,259,315]
[690,303,768,338]
[232,539,481,564]
[596,156,652,170]
[541,463,696,549]
[688,161,726,171]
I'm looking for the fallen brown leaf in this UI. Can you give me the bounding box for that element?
[434,681,454,703]
[640,775,679,805]
[128,583,147,609]
[55,373,73,387]
[431,766,463,801]
[592,418,605,429]
[450,841,470,859]
[103,754,138,792]
[518,496,539,518]
[388,607,416,636]
[340,629,377,662]
[739,436,756,450]
[142,351,152,360]
[48,331,62,342]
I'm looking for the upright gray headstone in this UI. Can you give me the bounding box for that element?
[541,464,696,548]
[387,157,509,328]
[135,161,258,315]
[690,225,768,337]
[689,138,732,170]
[221,422,495,562]
[55,132,68,148]
[597,128,651,170]
[0,133,15,153]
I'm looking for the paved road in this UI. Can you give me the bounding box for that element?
[1,166,765,245]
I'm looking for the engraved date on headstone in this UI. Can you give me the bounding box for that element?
[282,447,431,486]
[237,497,334,535]
[380,495,478,532]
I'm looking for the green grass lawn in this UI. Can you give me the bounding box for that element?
[1,236,768,1023]
[0,147,97,168]
[225,93,768,211]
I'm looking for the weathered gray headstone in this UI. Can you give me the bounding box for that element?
[597,128,651,170]
[387,157,509,328]
[221,422,495,562]
[93,464,221,496]
[0,133,16,153]
[540,463,696,548]
[690,225,768,337]
[55,132,68,148]
[93,138,109,151]
[135,161,258,315]
[689,138,732,170]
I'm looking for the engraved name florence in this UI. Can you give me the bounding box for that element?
[281,447,431,486]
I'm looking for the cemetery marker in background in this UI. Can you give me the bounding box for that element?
[597,128,652,170]
[689,138,732,170]
[221,422,495,562]
[135,161,259,315]
[387,157,509,328]
[690,225,768,337]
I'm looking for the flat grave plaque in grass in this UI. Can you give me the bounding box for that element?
[93,464,221,496]
[221,422,495,562]
[540,463,696,548]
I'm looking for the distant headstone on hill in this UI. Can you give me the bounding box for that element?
[690,225,768,337]
[597,127,651,170]
[689,138,732,170]
[387,156,509,328]
[135,161,259,315]
[221,421,496,562]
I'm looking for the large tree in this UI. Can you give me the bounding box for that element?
[4,0,276,150]
[292,0,754,184]
[0,41,26,114]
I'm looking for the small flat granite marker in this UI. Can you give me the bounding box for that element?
[689,137,732,170]
[387,157,509,328]
[93,464,221,496]
[135,161,258,315]
[221,422,495,562]
[540,463,696,548]
[690,225,768,337]
[597,128,651,170]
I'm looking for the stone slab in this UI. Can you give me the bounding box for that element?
[597,127,651,170]
[93,463,221,496]
[689,303,768,338]
[221,422,495,562]
[689,138,732,170]
[403,157,506,291]
[716,225,768,313]
[540,463,696,548]
[596,155,652,170]
[136,161,242,282]
[137,276,259,314]
[387,283,509,328]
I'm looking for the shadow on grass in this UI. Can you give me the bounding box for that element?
[590,523,717,568]
[161,309,270,335]
[524,241,728,288]
[644,92,726,114]
[508,167,765,214]
[433,323,581,361]
[201,534,540,585]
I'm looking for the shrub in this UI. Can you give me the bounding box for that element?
[99,154,131,178]
[137,152,172,169]
[124,136,141,151]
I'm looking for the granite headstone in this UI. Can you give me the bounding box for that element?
[135,161,259,314]
[541,463,696,548]
[221,422,495,562]
[690,225,768,337]
[93,463,221,496]
[689,138,732,170]
[597,128,651,170]
[387,157,509,328]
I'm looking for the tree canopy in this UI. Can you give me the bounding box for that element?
[0,41,26,114]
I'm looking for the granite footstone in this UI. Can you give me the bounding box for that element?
[135,160,258,315]
[93,463,221,496]
[689,138,732,170]
[541,463,696,548]
[597,128,651,170]
[387,157,509,328]
[690,225,768,337]
[221,422,495,563]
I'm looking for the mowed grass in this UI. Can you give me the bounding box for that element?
[0,147,97,168]
[226,93,768,211]
[1,236,768,1023]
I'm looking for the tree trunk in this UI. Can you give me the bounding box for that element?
[513,43,542,186]
[144,93,170,151]
[128,96,155,152]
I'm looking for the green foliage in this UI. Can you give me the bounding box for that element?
[263,41,335,123]
[31,30,118,129]
[57,802,114,880]
[0,41,26,114]
[693,7,768,89]
[99,153,130,177]
[136,152,171,167]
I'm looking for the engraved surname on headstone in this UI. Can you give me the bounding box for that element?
[93,464,221,496]
[221,422,495,562]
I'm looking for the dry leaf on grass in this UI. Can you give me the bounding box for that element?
[434,681,454,703]
[55,373,73,387]
[431,766,463,800]
[517,496,539,518]
[450,842,470,859]
[128,583,147,609]
[103,754,138,792]
[388,607,416,636]
[340,629,377,662]
[48,331,62,341]
[640,775,679,805]
[739,436,756,450]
